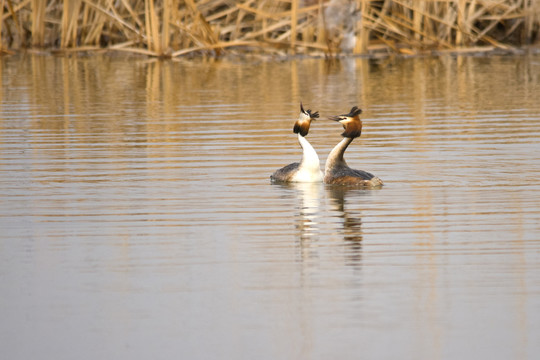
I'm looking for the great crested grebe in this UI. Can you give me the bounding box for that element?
[270,104,323,183]
[324,106,383,187]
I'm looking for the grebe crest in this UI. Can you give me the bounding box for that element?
[294,102,319,136]
[328,106,363,138]
[324,106,383,187]
[271,103,323,183]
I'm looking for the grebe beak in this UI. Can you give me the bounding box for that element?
[329,106,362,122]
[329,115,347,122]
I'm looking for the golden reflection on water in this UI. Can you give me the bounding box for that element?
[1,54,540,360]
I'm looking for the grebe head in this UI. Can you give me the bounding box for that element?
[293,102,320,137]
[329,106,362,138]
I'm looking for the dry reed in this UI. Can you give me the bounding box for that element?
[0,0,538,57]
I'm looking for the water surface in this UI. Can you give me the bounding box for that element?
[1,54,540,359]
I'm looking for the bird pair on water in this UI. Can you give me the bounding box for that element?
[270,103,383,187]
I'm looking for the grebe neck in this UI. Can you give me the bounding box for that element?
[325,136,354,172]
[298,133,320,172]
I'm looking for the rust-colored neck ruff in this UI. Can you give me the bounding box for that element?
[341,118,362,138]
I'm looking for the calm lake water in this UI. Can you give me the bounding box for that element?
[1,53,540,359]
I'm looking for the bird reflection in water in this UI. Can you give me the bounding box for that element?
[275,182,324,242]
[273,182,368,267]
[327,186,365,266]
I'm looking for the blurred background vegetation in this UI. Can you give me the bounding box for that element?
[1,0,539,57]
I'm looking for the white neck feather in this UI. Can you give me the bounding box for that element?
[292,133,323,182]
[298,134,321,172]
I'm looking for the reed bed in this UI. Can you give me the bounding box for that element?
[1,0,539,57]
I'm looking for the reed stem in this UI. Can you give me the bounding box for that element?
[0,0,536,57]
